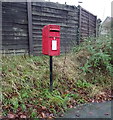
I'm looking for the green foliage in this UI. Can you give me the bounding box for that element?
[31,109,37,118]
[39,89,69,108]
[77,98,86,104]
[89,52,112,73]
[74,34,113,76]
[10,97,19,112]
[66,93,80,100]
[80,62,92,73]
[76,80,92,88]
[21,103,26,111]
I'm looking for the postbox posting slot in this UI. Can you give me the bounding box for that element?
[49,30,60,37]
[50,29,60,32]
[49,36,60,38]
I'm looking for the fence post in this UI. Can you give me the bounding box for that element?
[78,5,82,45]
[88,13,90,36]
[0,2,2,111]
[95,16,97,37]
[0,1,2,53]
[27,1,33,55]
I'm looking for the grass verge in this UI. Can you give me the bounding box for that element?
[1,34,113,118]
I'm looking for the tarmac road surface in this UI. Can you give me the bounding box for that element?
[62,101,113,119]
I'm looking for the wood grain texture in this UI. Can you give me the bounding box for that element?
[2,2,97,55]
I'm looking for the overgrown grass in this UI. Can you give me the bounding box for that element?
[73,34,113,87]
[1,34,113,118]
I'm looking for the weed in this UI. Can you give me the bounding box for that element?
[10,97,19,112]
[76,80,91,88]
[31,109,37,118]
[21,103,26,111]
[67,93,80,100]
[77,98,86,104]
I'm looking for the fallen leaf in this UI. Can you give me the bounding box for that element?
[47,116,53,119]
[89,112,93,115]
[60,114,64,117]
[0,115,2,119]
[7,114,15,118]
[50,114,54,117]
[104,113,110,116]
[20,115,27,118]
[41,112,46,118]
[69,105,73,108]
[41,106,46,110]
[75,113,80,117]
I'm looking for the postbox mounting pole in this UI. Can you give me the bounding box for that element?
[50,56,53,92]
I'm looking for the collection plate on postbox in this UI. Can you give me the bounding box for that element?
[42,25,60,56]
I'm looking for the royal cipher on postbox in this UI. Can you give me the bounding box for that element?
[42,25,60,56]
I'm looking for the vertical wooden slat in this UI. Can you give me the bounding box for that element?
[0,1,2,52]
[27,2,33,55]
[95,16,97,37]
[78,5,82,44]
[111,2,113,65]
[88,13,90,36]
[0,2,2,111]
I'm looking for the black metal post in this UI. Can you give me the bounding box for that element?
[50,56,53,92]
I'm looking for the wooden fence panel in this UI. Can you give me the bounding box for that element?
[32,2,79,55]
[0,2,2,53]
[1,2,97,55]
[2,2,29,54]
[78,6,97,41]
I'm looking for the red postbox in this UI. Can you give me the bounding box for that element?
[42,25,60,56]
